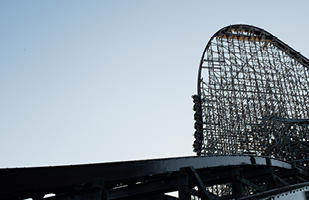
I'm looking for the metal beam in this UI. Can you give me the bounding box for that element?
[1,155,290,199]
[235,176,265,192]
[47,187,102,200]
[183,166,219,200]
[107,174,188,200]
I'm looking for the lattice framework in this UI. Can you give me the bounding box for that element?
[194,25,309,166]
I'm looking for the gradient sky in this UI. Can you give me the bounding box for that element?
[1,1,309,167]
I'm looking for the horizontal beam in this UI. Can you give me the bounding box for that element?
[0,155,291,199]
[107,174,188,200]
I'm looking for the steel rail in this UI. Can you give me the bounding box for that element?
[0,155,293,199]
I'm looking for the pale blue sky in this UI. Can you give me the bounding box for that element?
[1,1,309,167]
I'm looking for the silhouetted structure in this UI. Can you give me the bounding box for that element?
[2,24,309,200]
[193,25,309,168]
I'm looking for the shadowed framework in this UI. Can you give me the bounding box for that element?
[193,24,309,167]
[3,24,309,200]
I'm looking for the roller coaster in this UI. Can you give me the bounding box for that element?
[2,24,309,200]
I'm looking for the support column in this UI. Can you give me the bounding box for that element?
[178,186,191,200]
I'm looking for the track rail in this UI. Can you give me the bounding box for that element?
[0,155,303,199]
[197,24,309,95]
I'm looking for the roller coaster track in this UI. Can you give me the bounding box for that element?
[197,24,309,91]
[4,24,309,199]
[193,24,309,165]
[1,155,309,200]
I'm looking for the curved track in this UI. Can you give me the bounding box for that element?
[193,24,309,162]
[4,24,309,200]
[1,155,309,199]
[197,24,309,93]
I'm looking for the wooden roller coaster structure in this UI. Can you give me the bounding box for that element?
[3,24,309,200]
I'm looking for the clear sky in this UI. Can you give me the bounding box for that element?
[1,1,309,167]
